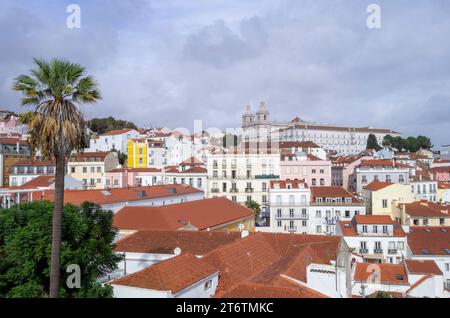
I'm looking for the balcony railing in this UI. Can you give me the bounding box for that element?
[359,248,368,254]
[388,249,397,254]
[374,249,383,254]
[276,214,308,220]
[230,188,239,193]
[245,188,254,193]
[211,188,220,193]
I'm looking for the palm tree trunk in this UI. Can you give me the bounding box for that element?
[49,155,65,298]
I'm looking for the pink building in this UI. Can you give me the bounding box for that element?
[105,168,162,188]
[280,152,331,186]
[332,155,372,192]
[431,166,450,182]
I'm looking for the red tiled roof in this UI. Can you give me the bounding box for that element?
[359,159,412,169]
[270,179,308,189]
[110,252,217,294]
[310,186,362,204]
[113,197,254,231]
[438,182,450,190]
[70,151,111,161]
[364,181,394,191]
[40,184,202,205]
[179,157,204,166]
[101,128,135,136]
[339,218,405,237]
[202,232,340,294]
[405,260,442,275]
[179,167,207,174]
[401,201,450,218]
[12,159,55,167]
[354,263,408,285]
[219,282,326,298]
[18,175,55,189]
[407,227,450,256]
[0,137,28,145]
[430,166,450,173]
[114,230,241,255]
[354,215,397,225]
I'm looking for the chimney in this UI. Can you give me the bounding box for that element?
[401,204,407,225]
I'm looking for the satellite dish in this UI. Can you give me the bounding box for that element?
[174,247,182,256]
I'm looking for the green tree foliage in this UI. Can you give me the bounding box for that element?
[383,135,433,152]
[0,201,122,298]
[366,134,382,151]
[87,117,137,134]
[245,200,261,214]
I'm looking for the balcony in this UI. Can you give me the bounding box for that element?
[255,174,280,179]
[275,214,308,220]
[211,188,220,193]
[374,249,383,254]
[230,188,239,193]
[245,188,254,193]
[359,248,369,254]
[324,217,339,225]
[388,249,397,254]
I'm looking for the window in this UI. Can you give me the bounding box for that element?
[139,158,143,165]
[113,179,119,186]
[316,210,321,218]
[374,241,382,252]
[360,241,367,251]
[90,179,95,186]
[362,225,368,233]
[311,178,317,186]
[204,280,212,291]
[90,167,95,173]
[445,263,449,272]
[289,209,294,218]
[316,226,322,234]
[382,199,388,209]
[302,220,307,227]
[373,226,378,233]
[83,167,87,173]
[197,178,202,188]
[362,175,367,183]
[231,196,237,202]
[97,167,102,173]
[71,167,75,173]
[320,169,324,174]
[399,175,404,183]
[383,226,388,234]
[97,178,101,184]
[277,220,282,227]
[423,219,429,226]
[320,178,325,186]
[345,210,350,218]
[386,175,391,182]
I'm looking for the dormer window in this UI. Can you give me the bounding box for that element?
[317,198,323,203]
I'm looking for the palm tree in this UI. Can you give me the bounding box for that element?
[13,58,101,298]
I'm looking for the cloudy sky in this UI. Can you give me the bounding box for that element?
[1,0,449,147]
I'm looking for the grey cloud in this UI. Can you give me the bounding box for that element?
[183,17,267,67]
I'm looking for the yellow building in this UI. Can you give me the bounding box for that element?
[362,181,415,222]
[394,201,450,227]
[127,139,148,168]
[437,182,450,203]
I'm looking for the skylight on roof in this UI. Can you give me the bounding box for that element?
[421,248,430,255]
[444,249,450,255]
[344,224,350,228]
[396,274,404,281]
[101,190,111,196]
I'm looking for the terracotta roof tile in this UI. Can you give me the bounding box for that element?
[114,230,241,255]
[110,252,217,294]
[113,197,254,231]
[18,175,55,189]
[40,184,202,205]
[405,260,442,275]
[310,186,362,204]
[354,263,408,285]
[219,282,326,298]
[401,201,450,218]
[364,181,394,191]
[101,128,135,136]
[407,226,450,256]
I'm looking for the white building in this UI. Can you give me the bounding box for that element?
[165,166,208,193]
[269,179,310,234]
[110,252,219,298]
[336,215,407,264]
[406,226,450,296]
[410,174,438,202]
[206,150,280,209]
[240,102,401,156]
[8,159,56,187]
[309,186,366,235]
[87,128,140,154]
[355,159,411,194]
